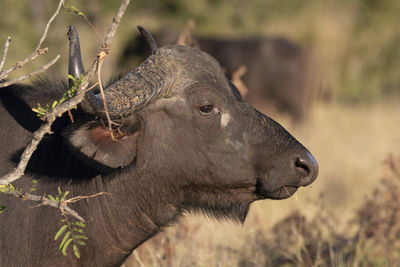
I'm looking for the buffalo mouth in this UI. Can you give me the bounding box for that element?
[264,186,299,200]
[255,178,299,200]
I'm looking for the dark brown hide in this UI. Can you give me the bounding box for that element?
[0,45,317,266]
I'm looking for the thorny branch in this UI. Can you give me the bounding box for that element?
[0,0,64,83]
[5,188,109,222]
[6,188,85,222]
[0,0,131,185]
[0,0,131,218]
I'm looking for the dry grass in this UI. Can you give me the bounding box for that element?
[123,101,400,266]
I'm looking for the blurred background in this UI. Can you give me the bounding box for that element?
[0,0,399,265]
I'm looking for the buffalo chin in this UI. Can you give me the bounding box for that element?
[267,186,299,199]
[255,183,299,200]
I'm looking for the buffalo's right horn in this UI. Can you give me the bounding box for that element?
[137,25,158,54]
[67,25,85,87]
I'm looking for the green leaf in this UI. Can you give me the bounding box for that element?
[73,235,88,240]
[0,205,5,214]
[73,244,81,259]
[59,231,71,250]
[64,4,86,17]
[61,191,69,201]
[51,101,58,109]
[74,240,86,246]
[73,221,86,228]
[0,185,8,193]
[72,227,84,233]
[48,194,55,201]
[55,225,68,241]
[61,238,73,256]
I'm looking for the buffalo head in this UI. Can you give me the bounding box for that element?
[66,26,318,221]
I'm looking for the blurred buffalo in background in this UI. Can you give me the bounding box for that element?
[118,27,315,122]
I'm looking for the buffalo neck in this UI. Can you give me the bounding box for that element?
[14,138,183,266]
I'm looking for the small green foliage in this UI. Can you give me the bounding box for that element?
[51,187,87,259]
[48,187,69,202]
[61,238,74,256]
[55,218,87,259]
[73,244,81,258]
[0,183,15,193]
[29,179,38,193]
[1,183,17,214]
[32,103,50,117]
[55,225,68,241]
[63,4,87,18]
[32,75,82,117]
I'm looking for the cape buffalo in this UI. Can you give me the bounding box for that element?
[0,26,318,266]
[119,30,313,122]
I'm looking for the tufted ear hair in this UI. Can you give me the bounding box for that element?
[64,119,141,169]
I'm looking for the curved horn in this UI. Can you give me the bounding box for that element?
[79,26,172,118]
[137,25,158,54]
[94,52,173,118]
[67,25,85,87]
[67,25,103,115]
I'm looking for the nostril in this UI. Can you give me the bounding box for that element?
[294,151,319,186]
[295,157,310,176]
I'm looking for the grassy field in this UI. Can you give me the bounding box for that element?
[123,101,400,266]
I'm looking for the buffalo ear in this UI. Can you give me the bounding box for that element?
[66,124,140,168]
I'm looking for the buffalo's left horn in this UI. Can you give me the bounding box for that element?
[76,26,171,119]
[67,25,85,87]
[67,25,103,115]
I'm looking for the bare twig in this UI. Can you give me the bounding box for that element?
[6,188,85,222]
[96,51,115,139]
[97,0,131,138]
[36,0,64,51]
[0,47,49,82]
[65,192,110,204]
[0,55,60,87]
[103,0,130,47]
[0,0,131,186]
[0,0,64,83]
[0,36,11,74]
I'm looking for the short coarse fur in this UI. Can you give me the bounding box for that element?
[0,45,317,267]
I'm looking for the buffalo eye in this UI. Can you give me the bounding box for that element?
[198,104,214,114]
